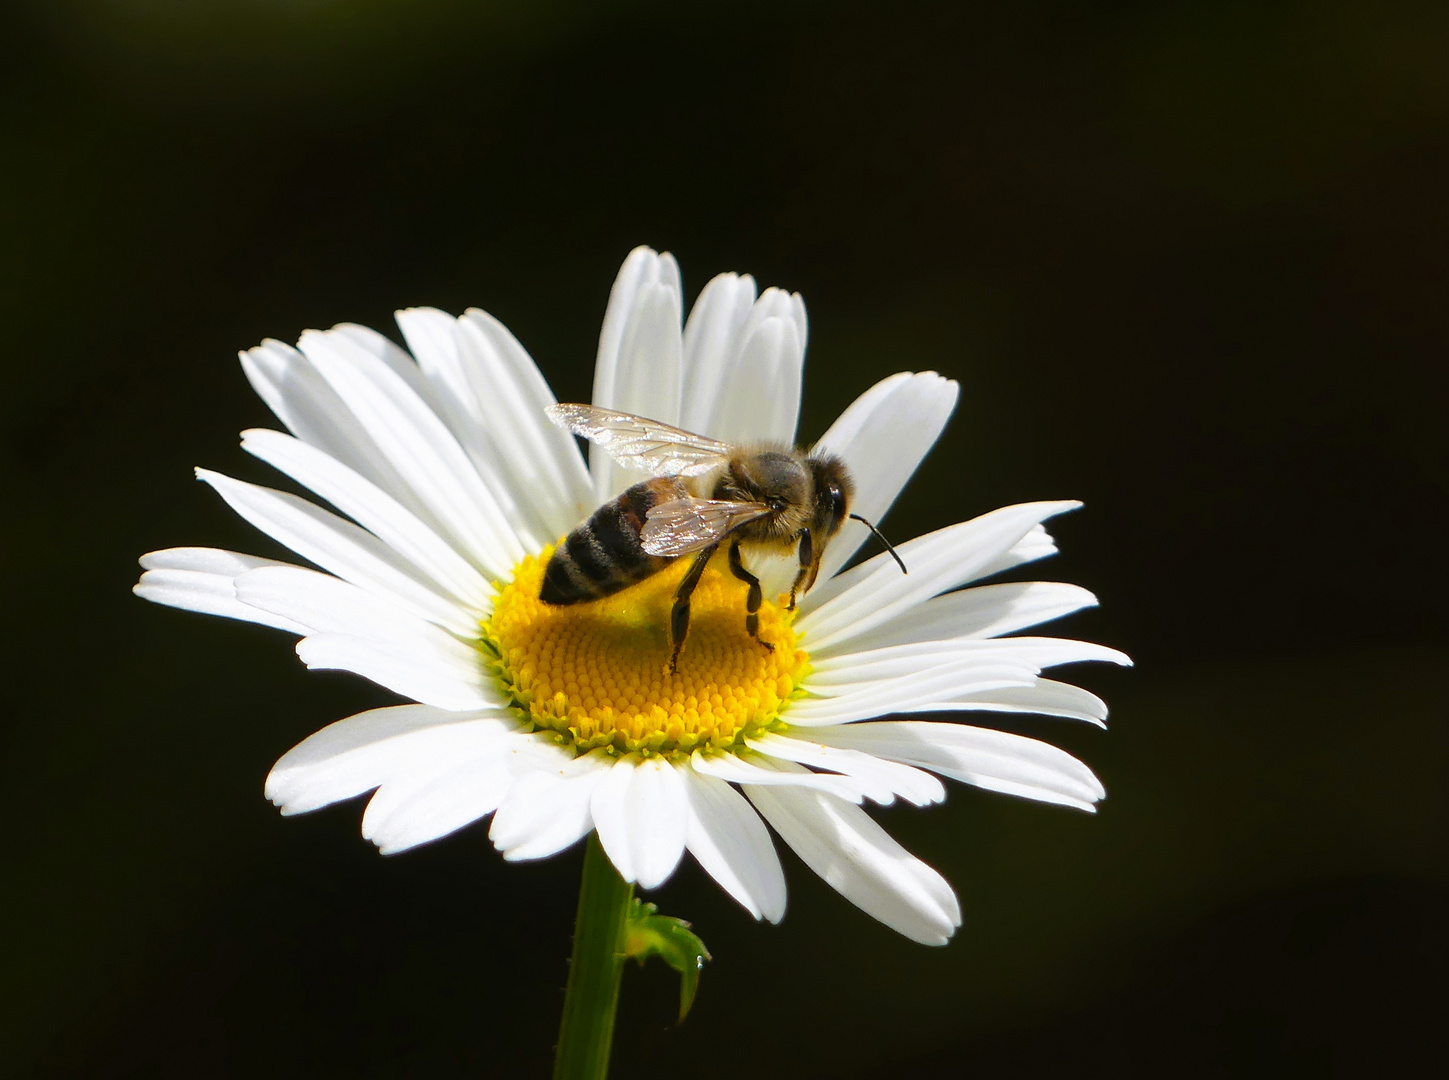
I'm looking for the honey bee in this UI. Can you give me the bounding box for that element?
[541,404,906,673]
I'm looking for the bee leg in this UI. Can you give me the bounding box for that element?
[728,541,774,653]
[787,528,813,611]
[668,544,719,674]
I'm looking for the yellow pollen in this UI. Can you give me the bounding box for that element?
[484,546,809,757]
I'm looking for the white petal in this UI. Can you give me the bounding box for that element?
[977,523,1061,579]
[195,469,476,637]
[235,567,482,666]
[688,748,866,802]
[240,428,493,611]
[744,782,961,945]
[836,582,1099,651]
[588,755,640,882]
[746,732,945,807]
[490,752,612,861]
[391,306,493,471]
[265,705,515,815]
[807,643,1030,688]
[392,309,534,536]
[298,327,529,574]
[457,309,595,533]
[809,372,959,583]
[738,547,801,602]
[361,745,512,855]
[798,501,1082,652]
[351,308,547,552]
[362,733,567,855]
[397,306,593,542]
[913,678,1110,726]
[579,756,689,889]
[799,652,1118,736]
[328,322,445,413]
[680,272,757,434]
[595,286,686,498]
[785,663,1037,727]
[786,290,808,350]
[625,756,689,890]
[384,307,462,410]
[812,721,1106,811]
[134,548,309,634]
[701,287,805,445]
[295,633,493,712]
[239,340,436,524]
[139,547,292,576]
[680,767,786,922]
[809,637,1130,688]
[966,636,1131,669]
[593,247,682,416]
[590,247,685,500]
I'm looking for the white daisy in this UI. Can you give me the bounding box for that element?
[135,246,1126,946]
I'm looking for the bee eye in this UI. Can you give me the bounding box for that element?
[828,483,847,525]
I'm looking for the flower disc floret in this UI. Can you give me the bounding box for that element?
[485,548,809,756]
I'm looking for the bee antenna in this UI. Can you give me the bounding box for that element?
[849,513,907,574]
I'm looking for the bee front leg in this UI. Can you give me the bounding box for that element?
[787,528,813,611]
[668,544,719,675]
[728,541,774,653]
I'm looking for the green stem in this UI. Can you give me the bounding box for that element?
[553,832,634,1080]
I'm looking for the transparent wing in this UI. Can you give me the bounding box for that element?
[641,498,772,557]
[546,403,734,477]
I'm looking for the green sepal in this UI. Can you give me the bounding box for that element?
[622,900,711,1023]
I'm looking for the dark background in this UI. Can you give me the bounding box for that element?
[4,1,1445,1076]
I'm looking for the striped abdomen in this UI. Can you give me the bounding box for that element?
[540,477,685,605]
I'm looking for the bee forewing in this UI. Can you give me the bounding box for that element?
[640,497,772,556]
[545,404,733,477]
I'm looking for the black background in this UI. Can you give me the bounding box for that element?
[4,1,1445,1076]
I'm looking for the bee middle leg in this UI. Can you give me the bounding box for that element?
[668,543,719,674]
[728,541,774,653]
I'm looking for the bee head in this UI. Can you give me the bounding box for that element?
[806,453,907,575]
[806,454,855,540]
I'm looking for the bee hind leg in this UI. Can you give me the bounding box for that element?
[668,544,719,674]
[728,542,775,654]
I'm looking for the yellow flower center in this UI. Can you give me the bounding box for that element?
[484,546,809,757]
